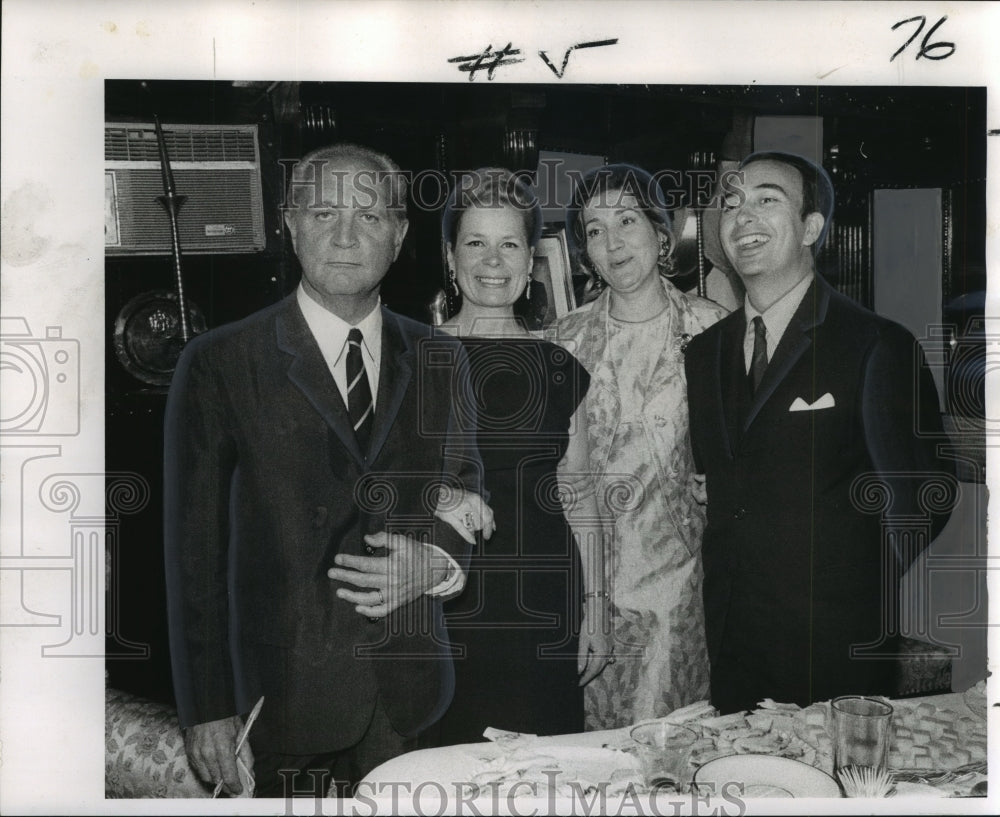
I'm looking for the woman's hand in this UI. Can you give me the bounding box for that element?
[690,473,708,506]
[577,598,614,686]
[434,488,496,544]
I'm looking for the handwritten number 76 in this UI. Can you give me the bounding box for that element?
[890,15,955,62]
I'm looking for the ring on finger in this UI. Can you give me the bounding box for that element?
[375,588,384,605]
[463,512,476,530]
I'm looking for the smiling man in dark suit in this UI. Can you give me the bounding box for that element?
[684,151,954,713]
[164,143,482,797]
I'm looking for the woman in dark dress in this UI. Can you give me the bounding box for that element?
[435,168,612,744]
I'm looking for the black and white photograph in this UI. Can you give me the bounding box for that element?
[0,2,996,815]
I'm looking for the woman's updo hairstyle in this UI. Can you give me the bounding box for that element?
[565,163,676,284]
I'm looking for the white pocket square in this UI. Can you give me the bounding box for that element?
[789,393,835,412]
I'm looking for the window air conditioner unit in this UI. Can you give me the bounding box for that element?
[105,122,266,255]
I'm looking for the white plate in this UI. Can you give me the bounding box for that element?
[361,745,494,789]
[360,743,641,795]
[693,754,842,798]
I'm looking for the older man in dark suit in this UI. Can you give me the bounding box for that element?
[164,143,482,796]
[684,151,954,713]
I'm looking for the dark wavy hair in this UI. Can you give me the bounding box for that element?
[738,151,835,255]
[565,163,675,281]
[441,167,543,249]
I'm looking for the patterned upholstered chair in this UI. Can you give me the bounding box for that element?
[105,685,212,798]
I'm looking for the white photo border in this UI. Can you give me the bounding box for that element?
[1,1,997,814]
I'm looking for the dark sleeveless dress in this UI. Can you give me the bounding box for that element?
[437,337,591,744]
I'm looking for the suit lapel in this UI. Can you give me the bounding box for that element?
[276,297,367,466]
[367,308,413,465]
[743,277,829,432]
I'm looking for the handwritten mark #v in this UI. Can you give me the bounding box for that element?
[448,39,618,81]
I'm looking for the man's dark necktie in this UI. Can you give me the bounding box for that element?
[750,315,768,392]
[346,328,374,451]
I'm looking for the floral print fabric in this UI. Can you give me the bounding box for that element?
[106,686,212,798]
[551,280,727,729]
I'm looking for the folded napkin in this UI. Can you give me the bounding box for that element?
[482,727,539,753]
[756,698,802,713]
[661,700,717,724]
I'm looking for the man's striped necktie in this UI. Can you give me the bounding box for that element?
[346,327,374,452]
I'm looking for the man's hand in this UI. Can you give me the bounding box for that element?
[327,532,447,617]
[184,715,252,796]
[691,473,708,506]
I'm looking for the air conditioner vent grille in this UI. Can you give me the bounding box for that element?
[105,124,258,162]
[109,169,265,254]
[105,122,266,254]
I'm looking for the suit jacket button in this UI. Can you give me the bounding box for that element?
[733,507,747,520]
[365,544,376,555]
[312,506,328,527]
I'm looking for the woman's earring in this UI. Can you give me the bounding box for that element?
[580,255,604,292]
[657,237,676,276]
[525,275,532,300]
[448,268,459,297]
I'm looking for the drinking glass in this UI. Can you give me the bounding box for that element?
[629,722,698,791]
[831,696,893,777]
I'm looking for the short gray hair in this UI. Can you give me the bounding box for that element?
[284,142,409,221]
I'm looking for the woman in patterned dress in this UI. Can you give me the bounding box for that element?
[550,164,729,729]
[434,169,612,744]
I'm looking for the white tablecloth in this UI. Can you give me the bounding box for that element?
[356,687,988,807]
